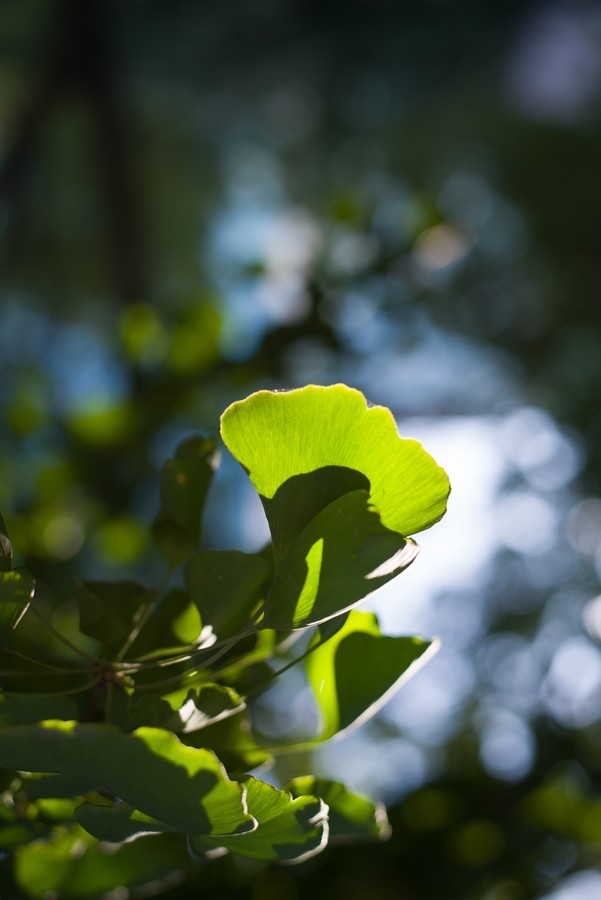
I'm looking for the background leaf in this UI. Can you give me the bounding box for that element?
[115,683,246,734]
[0,514,12,572]
[124,587,204,659]
[14,828,193,899]
[184,709,272,771]
[151,435,220,568]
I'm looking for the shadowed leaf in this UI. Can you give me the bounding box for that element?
[14,828,192,899]
[75,580,154,659]
[263,490,418,629]
[286,776,391,842]
[0,722,253,837]
[152,436,220,568]
[0,571,35,648]
[185,548,272,639]
[0,514,12,572]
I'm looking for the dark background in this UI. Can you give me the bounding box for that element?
[2,1,601,897]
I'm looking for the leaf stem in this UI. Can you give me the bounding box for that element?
[114,569,173,661]
[28,606,97,661]
[4,649,93,674]
[131,627,257,691]
[0,677,101,698]
[245,631,326,700]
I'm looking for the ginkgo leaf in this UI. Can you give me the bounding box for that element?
[185,548,272,639]
[286,776,390,842]
[190,776,328,863]
[0,722,253,837]
[262,490,418,629]
[152,435,220,568]
[305,610,438,739]
[221,384,450,562]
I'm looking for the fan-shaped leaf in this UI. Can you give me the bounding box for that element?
[286,776,390,842]
[263,490,419,630]
[221,384,450,562]
[305,610,438,739]
[0,722,253,837]
[191,776,328,863]
[75,580,154,659]
[152,435,220,568]
[185,548,272,639]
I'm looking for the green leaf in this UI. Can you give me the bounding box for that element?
[15,828,193,899]
[305,610,438,739]
[0,513,12,572]
[263,490,419,630]
[21,773,101,801]
[152,435,220,568]
[185,548,272,639]
[75,801,173,842]
[185,708,272,771]
[0,570,35,648]
[75,580,154,659]
[125,587,204,659]
[0,696,78,726]
[221,384,450,563]
[116,683,246,734]
[190,776,328,863]
[286,776,391,842]
[0,721,253,837]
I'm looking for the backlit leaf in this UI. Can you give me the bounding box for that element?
[221,384,450,563]
[191,776,328,863]
[305,610,438,739]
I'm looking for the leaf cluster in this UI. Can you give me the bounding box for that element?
[0,384,449,897]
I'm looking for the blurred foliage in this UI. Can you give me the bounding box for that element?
[1,0,601,897]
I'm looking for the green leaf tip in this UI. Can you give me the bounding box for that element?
[220,383,450,542]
